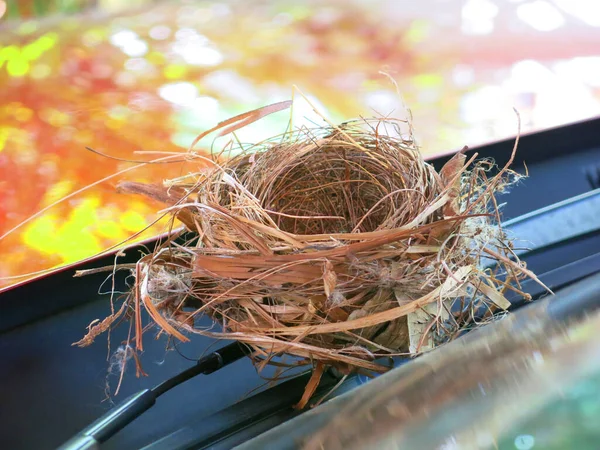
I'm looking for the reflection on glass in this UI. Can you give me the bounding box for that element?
[498,371,600,450]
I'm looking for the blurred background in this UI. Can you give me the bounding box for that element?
[1,0,600,286]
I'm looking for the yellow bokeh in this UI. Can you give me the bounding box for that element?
[147,51,165,65]
[120,210,149,233]
[21,33,58,60]
[105,117,124,130]
[0,33,58,77]
[405,20,430,45]
[22,197,103,262]
[7,58,29,77]
[19,191,172,271]
[41,180,74,206]
[164,64,187,79]
[96,219,128,242]
[0,127,10,151]
[413,73,443,88]
[39,107,71,127]
[73,129,94,145]
[0,45,19,67]
[15,106,34,122]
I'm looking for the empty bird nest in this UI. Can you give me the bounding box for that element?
[75,101,542,406]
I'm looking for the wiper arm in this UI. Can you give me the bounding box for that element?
[57,342,251,450]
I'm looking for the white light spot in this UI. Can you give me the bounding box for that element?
[109,30,139,47]
[554,0,600,27]
[460,85,508,123]
[517,1,565,31]
[507,59,554,92]
[203,70,259,103]
[149,25,171,40]
[292,94,331,129]
[532,351,544,364]
[191,96,220,116]
[121,39,148,57]
[364,90,403,116]
[110,29,148,57]
[452,64,475,87]
[172,30,223,67]
[174,27,206,42]
[190,47,223,66]
[554,57,600,87]
[514,434,535,450]
[461,0,499,35]
[158,82,198,106]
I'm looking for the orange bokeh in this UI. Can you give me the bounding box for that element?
[1,0,599,287]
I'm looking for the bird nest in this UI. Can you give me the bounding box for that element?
[76,102,540,406]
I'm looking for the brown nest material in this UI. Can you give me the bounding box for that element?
[76,103,543,406]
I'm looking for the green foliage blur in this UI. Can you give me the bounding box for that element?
[4,0,155,19]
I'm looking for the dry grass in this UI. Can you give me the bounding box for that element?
[75,102,542,406]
